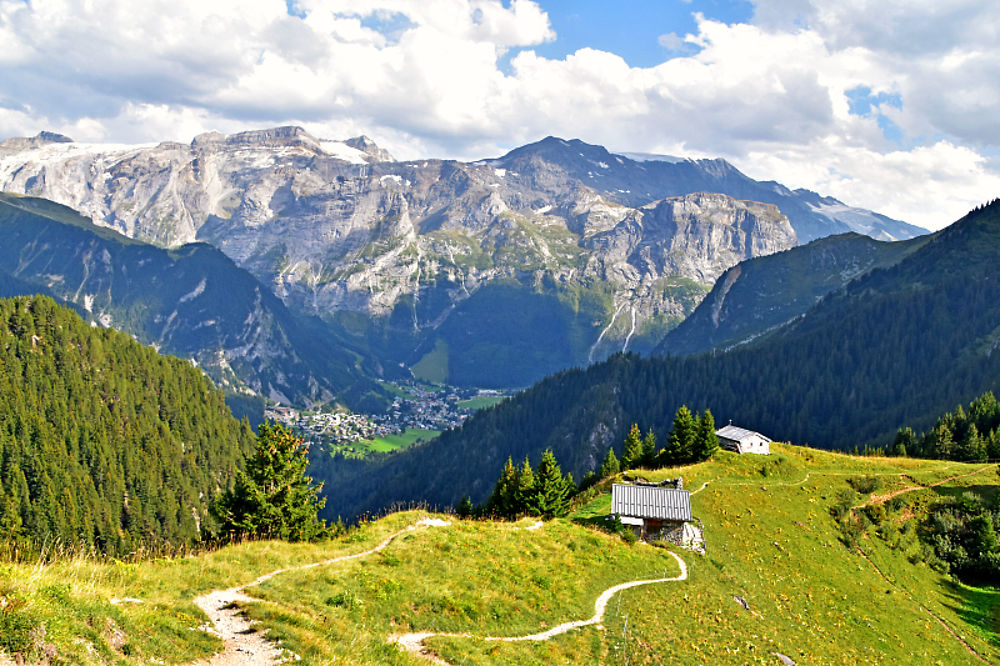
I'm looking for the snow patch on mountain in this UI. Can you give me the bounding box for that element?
[319,141,370,164]
[618,151,686,164]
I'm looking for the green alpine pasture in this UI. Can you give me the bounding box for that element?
[457,395,506,411]
[1,446,998,664]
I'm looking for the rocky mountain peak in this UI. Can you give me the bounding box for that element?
[495,135,615,169]
[345,135,395,162]
[0,130,74,153]
[36,130,73,144]
[191,131,226,146]
[222,125,321,150]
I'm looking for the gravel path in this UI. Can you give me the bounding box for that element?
[189,518,452,666]
[390,549,688,662]
[487,550,688,642]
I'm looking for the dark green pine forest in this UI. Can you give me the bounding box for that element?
[0,295,255,555]
[314,199,1000,520]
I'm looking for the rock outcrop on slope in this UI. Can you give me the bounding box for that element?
[0,128,919,388]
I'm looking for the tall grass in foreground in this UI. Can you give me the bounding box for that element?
[0,512,420,664]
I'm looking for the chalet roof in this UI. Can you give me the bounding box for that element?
[611,483,692,522]
[715,424,771,442]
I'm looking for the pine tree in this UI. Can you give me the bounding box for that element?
[530,449,572,518]
[598,447,620,479]
[959,424,987,462]
[668,405,697,463]
[891,427,914,457]
[514,457,536,516]
[456,496,476,519]
[485,457,518,518]
[695,409,719,461]
[621,423,644,470]
[214,424,327,542]
[988,430,1000,461]
[931,424,955,459]
[641,429,658,467]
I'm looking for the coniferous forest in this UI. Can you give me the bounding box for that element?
[313,200,1000,520]
[0,295,255,555]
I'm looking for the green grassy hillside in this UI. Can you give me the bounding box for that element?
[1,447,997,664]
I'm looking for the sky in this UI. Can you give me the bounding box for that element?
[1,1,999,231]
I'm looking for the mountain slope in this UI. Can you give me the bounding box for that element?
[0,295,254,554]
[0,128,922,388]
[317,200,1000,516]
[1,452,996,664]
[656,231,930,356]
[0,193,387,409]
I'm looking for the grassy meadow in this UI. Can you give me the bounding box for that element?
[0,445,997,665]
[328,428,443,457]
[457,395,507,411]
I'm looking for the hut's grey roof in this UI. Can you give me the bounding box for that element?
[611,484,692,521]
[715,425,771,442]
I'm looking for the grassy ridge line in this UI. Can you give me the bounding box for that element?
[2,448,998,664]
[572,446,999,665]
[0,512,426,664]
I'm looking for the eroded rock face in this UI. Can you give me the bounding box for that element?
[0,127,867,385]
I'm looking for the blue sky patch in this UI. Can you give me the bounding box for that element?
[526,0,754,68]
[284,1,306,20]
[846,85,902,116]
[359,11,417,45]
[847,85,904,144]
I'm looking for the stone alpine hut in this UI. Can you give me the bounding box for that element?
[610,483,702,550]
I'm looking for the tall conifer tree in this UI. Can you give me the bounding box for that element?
[599,447,620,479]
[531,449,572,518]
[485,457,518,518]
[621,423,644,470]
[668,406,697,463]
[641,429,658,466]
[215,424,327,542]
[515,457,536,516]
[696,409,719,461]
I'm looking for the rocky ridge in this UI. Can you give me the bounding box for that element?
[0,128,920,388]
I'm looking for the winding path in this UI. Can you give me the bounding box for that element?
[389,550,688,662]
[850,464,996,512]
[189,518,452,666]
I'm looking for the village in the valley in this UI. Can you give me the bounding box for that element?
[265,381,509,457]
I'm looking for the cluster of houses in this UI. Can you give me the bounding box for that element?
[610,423,771,552]
[264,407,390,444]
[265,384,508,452]
[373,391,468,433]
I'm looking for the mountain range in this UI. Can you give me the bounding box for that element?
[0,127,925,390]
[314,200,1000,518]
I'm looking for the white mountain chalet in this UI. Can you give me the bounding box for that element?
[715,424,771,454]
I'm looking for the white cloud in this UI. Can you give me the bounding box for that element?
[737,139,1000,230]
[1,0,998,229]
[657,32,685,51]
